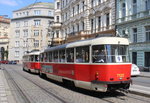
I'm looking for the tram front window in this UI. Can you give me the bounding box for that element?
[92,45,129,63]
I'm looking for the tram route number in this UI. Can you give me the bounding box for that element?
[117,74,124,78]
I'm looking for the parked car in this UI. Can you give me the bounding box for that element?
[131,64,140,76]
[0,60,9,64]
[8,61,17,64]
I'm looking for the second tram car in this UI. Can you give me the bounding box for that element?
[40,37,132,92]
[23,51,40,73]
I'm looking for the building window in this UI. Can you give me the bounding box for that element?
[34,30,39,36]
[98,0,101,5]
[65,13,67,21]
[15,51,19,57]
[133,28,137,43]
[15,30,20,37]
[91,0,94,7]
[56,16,59,22]
[82,1,85,11]
[34,10,41,15]
[73,7,75,16]
[56,30,59,38]
[48,11,53,16]
[15,41,20,47]
[145,26,150,42]
[23,41,27,47]
[82,21,84,31]
[16,22,20,28]
[34,40,39,47]
[133,0,137,14]
[72,25,75,34]
[34,20,41,26]
[62,0,64,8]
[106,13,110,27]
[23,29,28,37]
[145,0,150,10]
[98,16,101,31]
[77,4,80,14]
[122,3,126,17]
[91,19,94,33]
[77,24,79,32]
[26,11,29,16]
[24,21,28,27]
[57,2,60,9]
[48,20,53,27]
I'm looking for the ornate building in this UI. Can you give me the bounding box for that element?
[52,0,116,44]
[0,16,10,60]
[116,0,150,67]
[9,2,54,63]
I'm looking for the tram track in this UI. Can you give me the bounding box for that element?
[3,66,71,103]
[2,64,150,103]
[14,69,114,103]
[3,67,32,103]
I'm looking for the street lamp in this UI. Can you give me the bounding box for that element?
[83,4,96,37]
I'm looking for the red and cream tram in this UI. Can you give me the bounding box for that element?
[22,51,40,73]
[40,37,132,92]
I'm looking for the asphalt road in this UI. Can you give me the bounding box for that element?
[2,64,150,103]
[132,76,150,87]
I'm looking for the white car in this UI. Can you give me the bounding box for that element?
[131,64,140,76]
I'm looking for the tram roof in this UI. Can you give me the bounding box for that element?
[23,51,40,56]
[44,37,129,52]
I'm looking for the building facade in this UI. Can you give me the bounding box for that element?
[53,0,116,44]
[0,16,10,60]
[116,0,150,67]
[51,0,63,46]
[9,2,54,63]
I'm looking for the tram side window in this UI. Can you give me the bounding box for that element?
[31,55,34,61]
[48,52,52,62]
[59,50,65,62]
[45,52,48,62]
[92,45,106,63]
[66,48,74,62]
[76,46,89,63]
[35,55,39,62]
[53,51,58,62]
[40,53,44,62]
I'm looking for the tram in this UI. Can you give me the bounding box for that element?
[22,51,40,73]
[39,37,132,92]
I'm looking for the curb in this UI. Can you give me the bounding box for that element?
[139,75,150,78]
[129,90,150,98]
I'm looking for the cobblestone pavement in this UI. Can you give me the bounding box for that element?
[2,64,150,103]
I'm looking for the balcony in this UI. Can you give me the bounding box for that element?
[51,22,62,28]
[117,10,150,24]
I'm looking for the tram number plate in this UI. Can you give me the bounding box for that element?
[117,74,124,78]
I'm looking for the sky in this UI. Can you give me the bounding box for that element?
[0,0,54,18]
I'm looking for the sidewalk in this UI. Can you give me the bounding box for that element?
[139,72,150,78]
[0,68,16,103]
[129,71,150,97]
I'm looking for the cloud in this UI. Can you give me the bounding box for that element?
[0,0,18,6]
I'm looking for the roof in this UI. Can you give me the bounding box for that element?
[14,2,54,12]
[44,37,129,52]
[23,51,40,56]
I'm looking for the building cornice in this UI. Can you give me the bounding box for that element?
[11,16,54,21]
